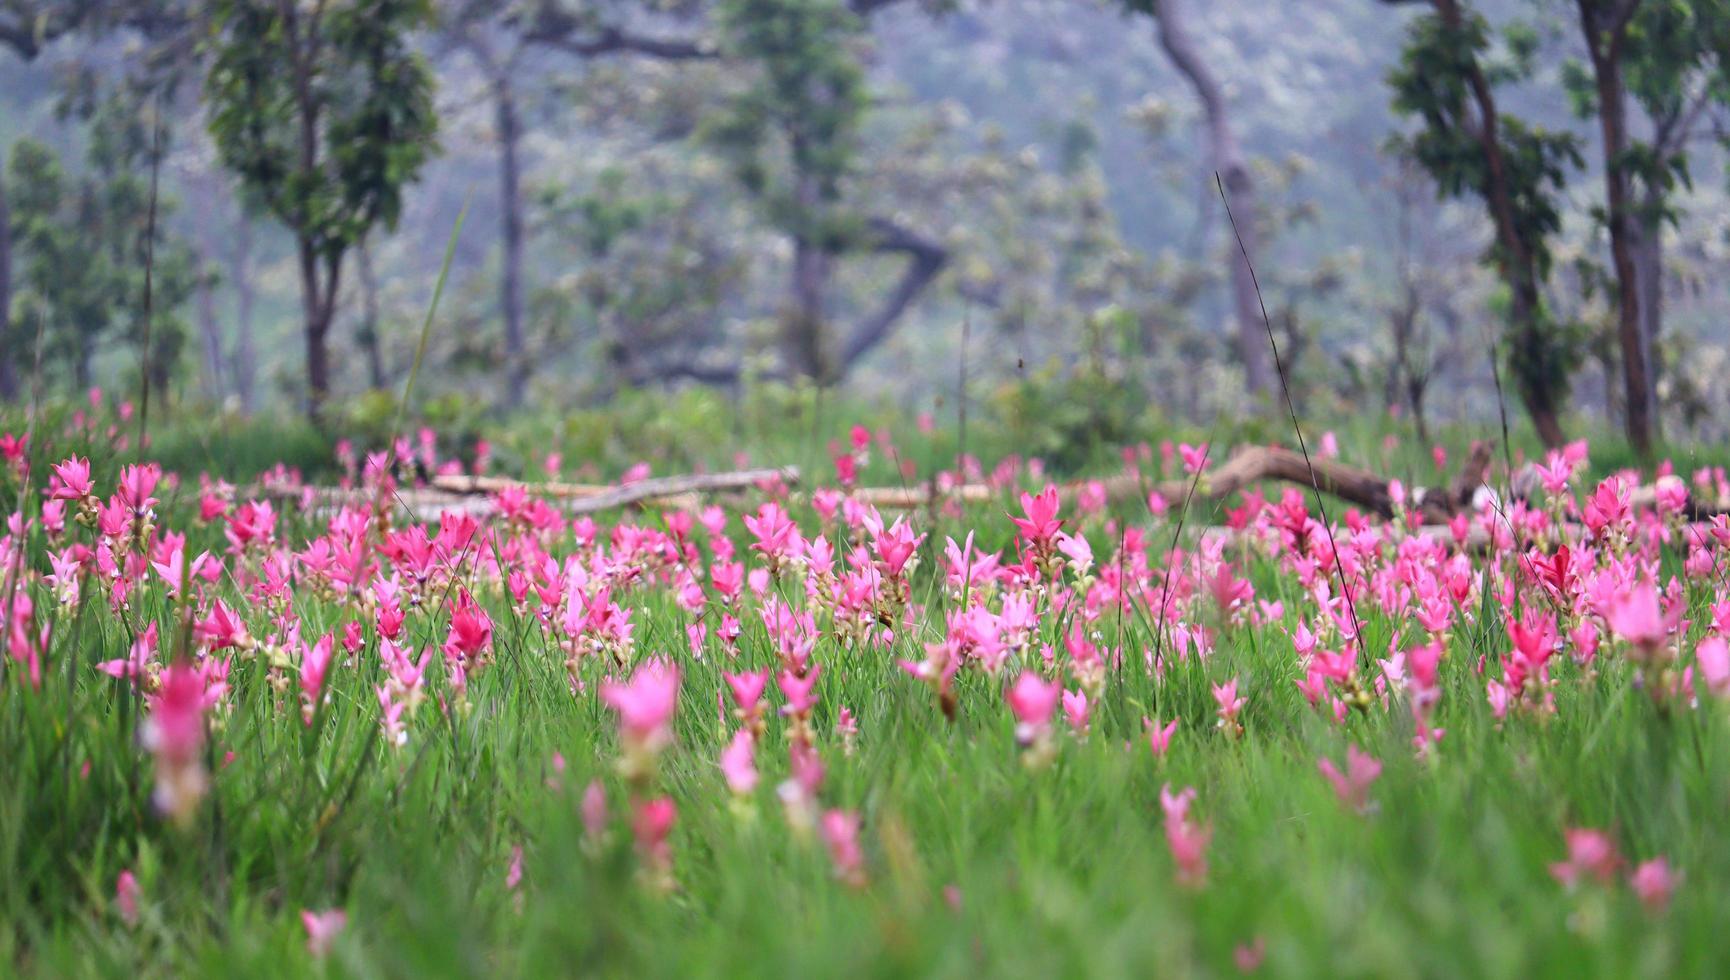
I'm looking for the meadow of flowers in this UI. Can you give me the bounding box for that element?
[4,402,1730,977]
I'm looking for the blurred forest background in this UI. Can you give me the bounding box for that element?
[2,0,1728,463]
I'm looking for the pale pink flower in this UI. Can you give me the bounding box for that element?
[720,728,758,795]
[820,809,867,888]
[1317,745,1382,813]
[301,908,347,958]
[1062,689,1091,733]
[1145,717,1179,758]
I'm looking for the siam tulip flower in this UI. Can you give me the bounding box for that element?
[870,516,924,579]
[1606,578,1681,664]
[1160,783,1211,888]
[143,664,208,824]
[835,706,859,756]
[1696,637,1730,698]
[1010,486,1063,550]
[1234,937,1267,973]
[1550,828,1621,888]
[778,740,827,834]
[1178,442,1210,476]
[98,621,158,686]
[49,456,95,500]
[1629,857,1680,911]
[744,502,799,568]
[1317,744,1382,813]
[1213,678,1246,736]
[631,796,678,887]
[1062,689,1091,734]
[299,631,335,724]
[820,809,867,888]
[720,728,758,795]
[301,909,347,958]
[1005,671,1060,746]
[116,870,140,927]
[1145,717,1179,759]
[581,781,609,844]
[506,844,525,892]
[724,669,770,729]
[195,600,252,653]
[601,659,681,770]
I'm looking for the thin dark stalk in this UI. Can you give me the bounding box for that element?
[1216,173,1363,649]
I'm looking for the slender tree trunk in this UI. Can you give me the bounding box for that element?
[1579,0,1651,456]
[1631,183,1662,435]
[299,239,334,421]
[197,258,227,404]
[357,237,385,390]
[1427,0,1566,448]
[1152,0,1273,400]
[787,225,830,381]
[0,172,16,402]
[494,74,528,409]
[231,220,257,414]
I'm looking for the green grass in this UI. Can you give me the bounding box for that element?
[3,402,1728,978]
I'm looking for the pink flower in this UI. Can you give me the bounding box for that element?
[1234,937,1267,973]
[1005,671,1060,744]
[724,669,770,719]
[1550,828,1621,888]
[1697,637,1730,698]
[1160,784,1210,888]
[1317,745,1382,813]
[143,664,209,823]
[1213,678,1246,731]
[600,659,681,753]
[631,796,677,871]
[1178,442,1210,475]
[820,809,867,888]
[1629,857,1680,911]
[49,456,94,499]
[301,908,347,958]
[116,870,140,927]
[1145,716,1179,758]
[720,728,758,795]
[1061,689,1091,733]
[581,781,609,840]
[871,517,924,578]
[1606,579,1680,660]
[1010,486,1063,548]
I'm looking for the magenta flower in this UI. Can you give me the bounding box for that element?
[1061,689,1091,734]
[1145,716,1179,758]
[49,456,95,500]
[1317,744,1382,813]
[1549,828,1621,888]
[1010,486,1063,548]
[116,870,140,927]
[1629,857,1680,911]
[143,664,209,823]
[601,659,681,753]
[1005,671,1060,744]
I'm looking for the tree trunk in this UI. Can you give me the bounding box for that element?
[0,172,16,402]
[196,257,227,404]
[357,237,385,390]
[786,227,830,381]
[299,239,336,422]
[1631,182,1662,436]
[494,74,528,409]
[1579,0,1651,457]
[1152,0,1273,401]
[231,220,257,414]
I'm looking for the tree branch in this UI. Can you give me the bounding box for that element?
[834,217,947,375]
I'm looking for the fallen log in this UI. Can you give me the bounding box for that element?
[1135,440,1493,524]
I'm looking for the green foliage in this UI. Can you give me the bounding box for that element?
[203,0,439,260]
[4,90,200,392]
[1387,3,1585,426]
[709,0,868,248]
